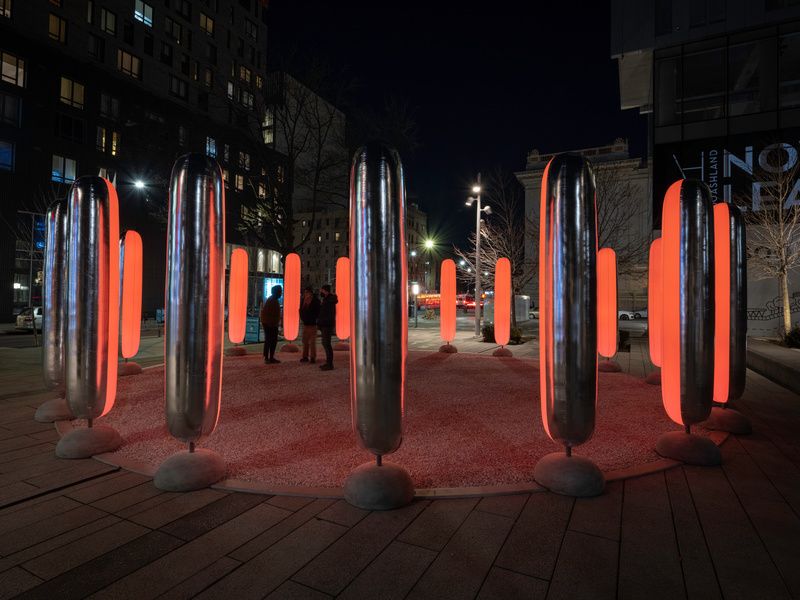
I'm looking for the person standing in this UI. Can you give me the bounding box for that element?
[260,285,282,364]
[299,286,320,363]
[317,284,338,371]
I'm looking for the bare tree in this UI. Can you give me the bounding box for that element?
[454,169,536,327]
[744,148,800,336]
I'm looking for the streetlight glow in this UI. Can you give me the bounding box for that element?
[410,250,417,257]
[424,239,434,249]
[459,260,466,266]
[134,180,145,189]
[472,184,481,194]
[411,283,420,296]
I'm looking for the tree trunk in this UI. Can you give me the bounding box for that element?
[781,271,792,336]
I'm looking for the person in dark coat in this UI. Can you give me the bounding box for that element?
[260,285,282,364]
[317,284,338,371]
[299,286,321,363]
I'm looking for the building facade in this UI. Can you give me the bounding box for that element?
[0,0,285,320]
[515,139,652,310]
[611,0,800,334]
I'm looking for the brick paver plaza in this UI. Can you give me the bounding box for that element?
[0,327,798,599]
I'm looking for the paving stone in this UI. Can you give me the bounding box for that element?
[294,501,428,595]
[618,472,684,600]
[159,492,264,541]
[494,491,573,579]
[196,517,347,599]
[266,495,313,512]
[475,493,529,520]
[157,556,241,600]
[228,498,333,562]
[128,488,227,529]
[0,566,43,599]
[90,481,169,513]
[664,468,722,600]
[397,498,477,551]
[408,509,514,600]
[0,495,81,534]
[569,480,622,541]
[15,530,184,600]
[547,530,617,600]
[316,499,369,527]
[23,519,150,579]
[66,471,152,504]
[266,580,332,600]
[338,541,436,600]
[0,442,54,466]
[92,503,290,599]
[0,503,108,555]
[476,566,547,600]
[23,460,116,491]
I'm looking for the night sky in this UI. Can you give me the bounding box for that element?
[267,1,646,249]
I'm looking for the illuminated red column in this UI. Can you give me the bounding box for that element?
[597,248,620,372]
[335,257,350,350]
[119,230,143,376]
[656,179,721,465]
[492,257,512,357]
[227,248,248,353]
[707,202,751,434]
[282,253,301,351]
[646,238,663,384]
[439,259,457,352]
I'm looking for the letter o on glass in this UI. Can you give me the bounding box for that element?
[539,154,598,448]
[165,154,225,443]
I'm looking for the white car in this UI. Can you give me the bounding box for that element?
[618,310,636,321]
[633,309,648,320]
[16,307,43,331]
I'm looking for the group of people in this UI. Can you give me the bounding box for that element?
[259,284,339,371]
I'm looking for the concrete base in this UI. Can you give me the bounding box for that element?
[154,448,226,492]
[56,425,122,459]
[655,431,721,466]
[438,344,458,354]
[344,461,415,510]
[598,359,622,373]
[281,343,300,353]
[533,452,605,497]
[118,361,143,376]
[645,370,661,385]
[493,347,513,357]
[705,406,752,435]
[334,342,350,351]
[34,397,72,423]
[225,346,248,357]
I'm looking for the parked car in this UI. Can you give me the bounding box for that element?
[618,310,636,321]
[633,309,648,320]
[16,306,43,331]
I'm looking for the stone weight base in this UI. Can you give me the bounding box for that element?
[281,343,300,353]
[493,347,513,357]
[655,431,721,466]
[533,452,605,497]
[154,448,226,492]
[344,461,414,510]
[56,425,122,459]
[704,406,752,435]
[598,359,622,373]
[35,397,72,423]
[439,344,458,354]
[225,346,248,357]
[334,342,350,351]
[645,370,661,385]
[118,361,143,376]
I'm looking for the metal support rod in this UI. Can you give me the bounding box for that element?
[474,172,482,338]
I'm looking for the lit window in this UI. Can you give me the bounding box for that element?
[96,126,106,152]
[51,154,76,183]
[239,65,251,84]
[100,92,119,119]
[222,168,229,188]
[0,0,10,19]
[257,182,266,199]
[117,50,141,79]
[169,75,187,100]
[235,174,244,191]
[0,92,19,126]
[111,131,120,156]
[1,51,25,87]
[205,136,216,157]
[134,0,153,27]
[238,151,250,170]
[227,81,235,99]
[241,90,253,108]
[48,13,67,43]
[335,232,341,241]
[203,67,213,88]
[59,77,84,109]
[86,0,93,23]
[200,12,214,36]
[100,8,116,35]
[261,110,273,144]
[255,74,263,90]
[0,140,13,171]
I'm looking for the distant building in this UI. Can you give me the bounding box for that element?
[515,139,652,309]
[611,0,800,334]
[0,0,285,319]
[293,202,429,290]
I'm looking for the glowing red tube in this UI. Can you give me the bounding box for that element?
[539,161,552,438]
[648,238,663,367]
[228,248,248,344]
[336,257,350,341]
[494,258,511,346]
[283,253,301,342]
[120,230,143,359]
[597,248,617,359]
[714,203,731,404]
[440,259,457,344]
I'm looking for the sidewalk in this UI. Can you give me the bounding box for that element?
[747,338,800,397]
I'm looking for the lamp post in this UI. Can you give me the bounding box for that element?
[411,282,420,328]
[465,175,491,337]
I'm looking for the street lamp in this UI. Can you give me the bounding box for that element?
[411,282,420,328]
[424,238,434,250]
[465,174,491,337]
[133,180,145,189]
